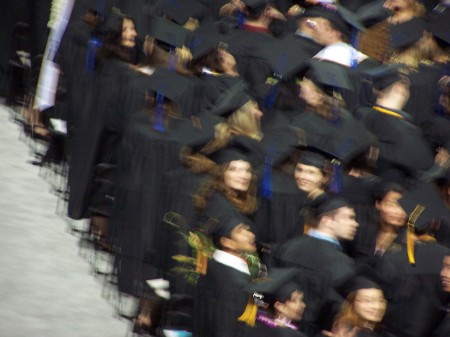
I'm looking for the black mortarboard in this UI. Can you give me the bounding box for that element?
[298,148,331,170]
[302,4,365,37]
[210,212,250,243]
[146,16,190,48]
[398,182,450,265]
[354,0,392,28]
[187,18,222,60]
[399,182,450,233]
[158,0,207,25]
[298,60,353,96]
[427,10,450,47]
[362,64,407,90]
[389,17,426,50]
[316,195,352,215]
[101,8,127,33]
[339,275,383,299]
[260,35,311,81]
[209,136,263,167]
[145,67,194,103]
[172,113,218,151]
[246,268,301,304]
[208,80,251,118]
[243,0,269,13]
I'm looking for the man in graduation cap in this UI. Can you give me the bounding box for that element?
[359,63,435,183]
[193,212,260,337]
[274,196,359,336]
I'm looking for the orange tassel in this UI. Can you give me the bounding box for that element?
[238,296,257,327]
[406,205,425,265]
[195,250,208,275]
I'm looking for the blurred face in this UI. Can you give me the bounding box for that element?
[224,160,252,192]
[121,18,137,48]
[304,17,339,46]
[294,163,326,195]
[354,288,387,324]
[276,291,306,322]
[332,207,359,241]
[383,0,412,12]
[248,101,264,120]
[298,78,324,108]
[441,256,450,292]
[376,191,407,228]
[225,223,257,253]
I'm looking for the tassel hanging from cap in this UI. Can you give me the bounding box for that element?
[237,10,245,27]
[153,92,165,132]
[406,204,425,265]
[330,91,342,126]
[195,250,208,275]
[350,29,360,69]
[86,36,102,74]
[238,295,258,327]
[168,49,178,71]
[329,159,342,194]
[260,147,274,199]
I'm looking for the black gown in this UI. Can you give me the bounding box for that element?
[193,258,252,337]
[274,235,356,337]
[376,239,449,337]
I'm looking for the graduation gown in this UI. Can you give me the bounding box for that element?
[361,105,434,182]
[275,235,356,336]
[193,258,251,337]
[224,25,275,102]
[376,240,449,337]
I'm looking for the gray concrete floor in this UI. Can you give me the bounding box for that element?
[0,105,130,337]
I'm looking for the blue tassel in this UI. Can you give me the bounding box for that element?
[260,148,274,199]
[350,29,360,69]
[329,160,342,194]
[237,11,245,27]
[86,37,102,74]
[153,92,165,132]
[263,80,280,110]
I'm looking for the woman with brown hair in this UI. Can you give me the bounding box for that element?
[323,277,388,337]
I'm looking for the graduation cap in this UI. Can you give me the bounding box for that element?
[302,4,365,37]
[243,0,270,14]
[157,0,207,25]
[208,136,264,167]
[362,63,408,90]
[187,18,222,60]
[316,195,352,215]
[209,212,252,245]
[146,16,191,49]
[297,59,353,96]
[143,67,194,131]
[100,8,128,33]
[426,9,450,47]
[145,67,194,103]
[399,182,450,264]
[208,80,251,118]
[238,268,301,326]
[257,36,311,109]
[172,112,219,152]
[389,17,426,50]
[354,0,392,28]
[338,275,384,301]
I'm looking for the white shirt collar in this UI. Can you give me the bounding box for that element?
[313,42,368,67]
[213,250,250,275]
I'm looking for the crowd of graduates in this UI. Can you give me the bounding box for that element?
[10,0,450,336]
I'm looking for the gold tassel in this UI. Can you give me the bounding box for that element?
[406,205,425,265]
[238,296,257,327]
[195,251,208,275]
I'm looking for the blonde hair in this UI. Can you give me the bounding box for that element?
[388,35,433,69]
[202,100,263,154]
